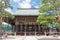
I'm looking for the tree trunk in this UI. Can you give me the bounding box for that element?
[0,17,2,37]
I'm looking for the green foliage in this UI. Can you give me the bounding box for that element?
[39,0,60,14]
[5,2,13,9]
[0,0,14,20]
[41,0,56,4]
[55,23,60,29]
[0,3,5,8]
[41,0,49,4]
[37,0,60,29]
[0,23,2,27]
[54,1,60,6]
[37,14,56,23]
[37,14,56,29]
[55,11,60,15]
[39,4,54,12]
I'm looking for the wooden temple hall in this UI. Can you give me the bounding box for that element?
[12,8,44,36]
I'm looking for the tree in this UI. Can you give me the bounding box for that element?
[0,0,14,19]
[37,0,60,35]
[37,14,56,31]
[39,0,60,15]
[0,0,14,37]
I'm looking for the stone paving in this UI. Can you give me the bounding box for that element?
[1,36,60,40]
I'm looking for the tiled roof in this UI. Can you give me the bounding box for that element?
[13,8,40,16]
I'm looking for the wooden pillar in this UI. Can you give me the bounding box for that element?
[12,25,15,32]
[44,32,47,36]
[25,24,26,36]
[25,16,26,36]
[35,24,36,36]
[21,24,22,32]
[16,25,17,32]
[38,25,40,32]
[14,32,16,36]
[38,25,41,36]
[14,25,17,36]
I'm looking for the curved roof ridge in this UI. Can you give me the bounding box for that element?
[17,8,38,10]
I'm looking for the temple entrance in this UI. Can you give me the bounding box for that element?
[13,24,44,36]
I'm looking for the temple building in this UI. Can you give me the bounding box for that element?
[11,8,44,36]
